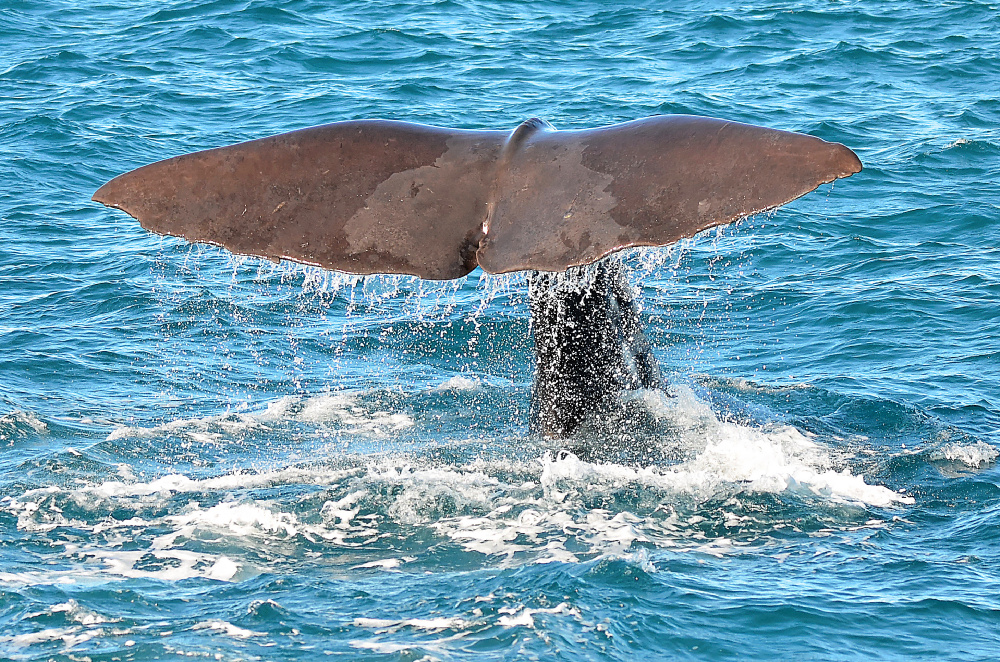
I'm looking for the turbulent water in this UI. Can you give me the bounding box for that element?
[2,0,999,659]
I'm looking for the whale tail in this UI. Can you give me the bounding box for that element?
[93,115,861,279]
[93,115,863,439]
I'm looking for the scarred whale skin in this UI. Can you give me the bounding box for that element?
[93,115,861,279]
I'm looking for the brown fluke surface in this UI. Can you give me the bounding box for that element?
[94,115,861,278]
[94,121,506,280]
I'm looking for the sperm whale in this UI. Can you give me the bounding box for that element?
[93,114,862,436]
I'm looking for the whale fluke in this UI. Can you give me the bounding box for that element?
[93,115,861,279]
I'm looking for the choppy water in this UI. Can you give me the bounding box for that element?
[2,0,999,659]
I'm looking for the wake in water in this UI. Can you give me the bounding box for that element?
[3,377,925,593]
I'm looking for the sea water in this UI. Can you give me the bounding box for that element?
[1,0,998,659]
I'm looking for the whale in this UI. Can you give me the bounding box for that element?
[93,114,862,436]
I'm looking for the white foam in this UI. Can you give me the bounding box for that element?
[80,547,240,583]
[0,626,100,649]
[166,501,301,538]
[322,490,367,527]
[0,570,81,587]
[353,558,404,570]
[932,441,998,467]
[3,387,917,580]
[353,616,469,631]
[105,411,263,442]
[497,602,580,629]
[432,375,481,392]
[0,410,48,438]
[50,599,113,625]
[192,620,264,639]
[369,462,502,526]
[349,640,415,653]
[384,387,913,560]
[107,392,413,442]
[349,635,467,655]
[206,556,240,581]
[620,385,912,507]
[10,465,360,518]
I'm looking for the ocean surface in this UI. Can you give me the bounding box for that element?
[2,0,999,659]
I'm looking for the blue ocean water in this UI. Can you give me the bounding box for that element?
[2,0,999,658]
